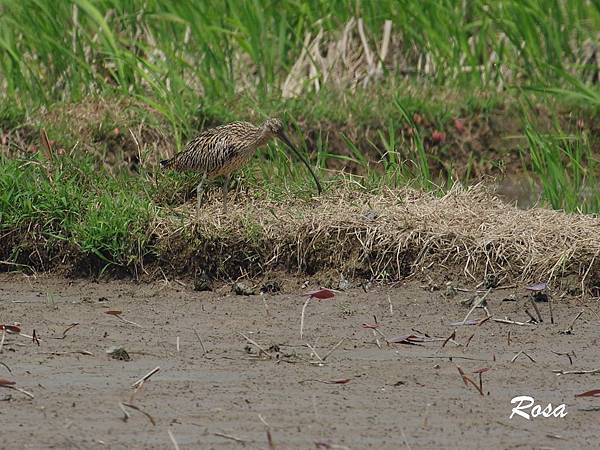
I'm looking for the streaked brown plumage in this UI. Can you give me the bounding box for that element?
[161,118,322,215]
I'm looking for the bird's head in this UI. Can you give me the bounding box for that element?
[262,117,284,137]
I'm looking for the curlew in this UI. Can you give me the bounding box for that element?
[160,118,322,215]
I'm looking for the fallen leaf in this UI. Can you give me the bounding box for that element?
[0,379,16,386]
[324,378,351,384]
[449,319,480,326]
[361,323,380,329]
[105,310,123,316]
[305,288,335,300]
[0,324,21,333]
[575,389,600,398]
[389,334,426,345]
[525,282,548,292]
[472,367,490,374]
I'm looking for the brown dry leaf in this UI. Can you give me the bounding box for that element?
[575,389,600,398]
[0,379,16,386]
[324,378,352,384]
[105,310,123,316]
[389,334,426,345]
[0,324,21,333]
[305,288,335,300]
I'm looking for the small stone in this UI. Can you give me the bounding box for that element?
[106,347,131,361]
[233,282,255,296]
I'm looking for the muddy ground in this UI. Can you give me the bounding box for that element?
[1,273,600,449]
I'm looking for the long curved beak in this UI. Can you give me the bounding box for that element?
[277,131,322,195]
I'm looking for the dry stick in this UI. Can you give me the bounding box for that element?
[507,330,512,346]
[551,350,574,365]
[306,343,323,362]
[565,311,584,333]
[111,313,143,328]
[168,429,181,450]
[50,322,80,340]
[119,402,131,422]
[322,338,345,361]
[549,294,555,324]
[131,366,160,389]
[258,414,275,450]
[511,351,536,363]
[193,329,207,354]
[1,385,35,399]
[300,297,311,340]
[387,294,393,316]
[0,361,11,373]
[553,368,600,375]
[464,333,475,348]
[529,297,543,323]
[460,289,491,325]
[239,333,272,358]
[492,317,532,326]
[213,432,247,444]
[372,330,381,349]
[371,326,390,346]
[0,329,5,354]
[524,309,538,323]
[176,336,180,352]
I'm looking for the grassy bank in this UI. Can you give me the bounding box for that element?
[1,0,599,283]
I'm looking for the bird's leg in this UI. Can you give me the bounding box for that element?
[196,173,207,219]
[222,174,230,214]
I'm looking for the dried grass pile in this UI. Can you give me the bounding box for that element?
[156,183,600,293]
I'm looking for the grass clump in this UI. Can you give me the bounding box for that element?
[0,155,155,272]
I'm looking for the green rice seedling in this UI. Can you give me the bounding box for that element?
[524,125,600,213]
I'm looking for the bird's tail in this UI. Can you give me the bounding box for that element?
[160,158,171,169]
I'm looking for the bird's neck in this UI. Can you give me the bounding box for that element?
[254,128,274,147]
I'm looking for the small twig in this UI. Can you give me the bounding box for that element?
[120,403,155,425]
[511,351,536,363]
[119,402,131,422]
[322,338,345,361]
[51,322,80,340]
[0,361,11,373]
[1,385,34,399]
[213,432,247,444]
[524,308,538,324]
[0,330,5,354]
[464,333,475,348]
[551,350,574,365]
[492,317,533,326]
[193,329,207,354]
[460,289,491,325]
[563,311,584,334]
[387,295,393,315]
[442,329,456,348]
[553,368,600,376]
[300,297,311,339]
[529,297,543,323]
[306,343,323,362]
[240,333,272,358]
[549,294,554,324]
[131,366,160,388]
[176,336,180,352]
[168,429,181,450]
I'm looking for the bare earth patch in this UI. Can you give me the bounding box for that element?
[1,273,600,449]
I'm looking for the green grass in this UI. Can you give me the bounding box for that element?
[1,0,600,273]
[0,155,155,271]
[524,125,600,213]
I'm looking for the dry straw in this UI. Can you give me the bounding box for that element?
[155,182,600,293]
